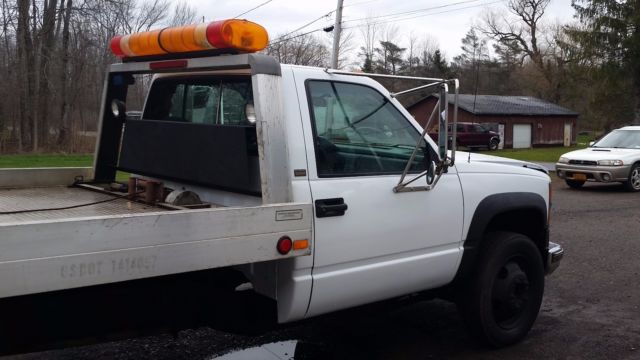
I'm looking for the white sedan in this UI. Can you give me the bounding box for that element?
[556,126,640,191]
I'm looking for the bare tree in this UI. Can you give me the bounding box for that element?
[358,15,379,72]
[167,1,197,27]
[16,0,33,150]
[477,0,572,100]
[418,35,439,68]
[126,0,170,33]
[266,32,330,67]
[56,0,72,146]
[479,0,550,71]
[406,31,418,72]
[336,28,354,69]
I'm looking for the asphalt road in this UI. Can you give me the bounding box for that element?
[4,175,640,360]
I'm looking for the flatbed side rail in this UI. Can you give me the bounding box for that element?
[0,202,312,299]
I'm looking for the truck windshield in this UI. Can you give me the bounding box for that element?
[594,130,640,149]
[143,77,253,125]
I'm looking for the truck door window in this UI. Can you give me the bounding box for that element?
[307,80,429,177]
[143,77,253,125]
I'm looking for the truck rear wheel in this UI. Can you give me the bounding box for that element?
[457,231,544,347]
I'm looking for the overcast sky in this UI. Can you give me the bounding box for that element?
[184,0,576,64]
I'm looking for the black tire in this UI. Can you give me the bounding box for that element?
[565,179,585,189]
[623,163,640,192]
[457,231,544,347]
[489,139,499,151]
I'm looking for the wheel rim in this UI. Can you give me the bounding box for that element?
[631,167,640,189]
[491,259,530,329]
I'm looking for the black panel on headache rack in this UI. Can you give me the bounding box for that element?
[118,120,260,195]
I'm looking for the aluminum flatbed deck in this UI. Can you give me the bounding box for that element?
[0,168,312,299]
[0,186,161,224]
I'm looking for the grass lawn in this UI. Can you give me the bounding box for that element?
[492,146,583,163]
[489,134,592,163]
[0,153,93,168]
[0,153,131,182]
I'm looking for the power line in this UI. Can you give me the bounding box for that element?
[342,0,485,24]
[345,0,382,8]
[233,0,275,19]
[342,0,505,30]
[276,11,334,40]
[268,26,330,46]
[269,0,381,44]
[268,0,503,47]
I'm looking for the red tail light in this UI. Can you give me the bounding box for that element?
[277,236,293,255]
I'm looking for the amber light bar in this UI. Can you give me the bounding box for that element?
[110,19,269,58]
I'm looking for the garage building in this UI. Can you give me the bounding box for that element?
[406,94,579,148]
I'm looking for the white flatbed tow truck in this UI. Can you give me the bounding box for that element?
[0,19,562,351]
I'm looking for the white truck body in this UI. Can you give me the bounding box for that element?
[0,53,561,347]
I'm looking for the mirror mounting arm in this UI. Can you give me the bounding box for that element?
[393,81,458,193]
[324,69,459,193]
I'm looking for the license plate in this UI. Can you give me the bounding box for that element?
[573,173,587,181]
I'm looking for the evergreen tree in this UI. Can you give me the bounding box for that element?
[453,29,489,93]
[454,29,488,66]
[569,0,640,124]
[359,47,375,72]
[429,49,450,78]
[493,40,524,69]
[374,41,406,75]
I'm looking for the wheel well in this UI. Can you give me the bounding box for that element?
[485,209,547,256]
[453,195,549,284]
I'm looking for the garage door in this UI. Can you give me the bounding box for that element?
[513,124,532,149]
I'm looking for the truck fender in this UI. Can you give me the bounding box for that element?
[453,192,549,282]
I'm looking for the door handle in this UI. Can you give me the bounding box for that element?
[315,198,348,218]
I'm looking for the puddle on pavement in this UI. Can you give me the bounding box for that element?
[211,340,297,360]
[211,340,328,360]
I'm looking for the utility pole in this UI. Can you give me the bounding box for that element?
[331,0,343,69]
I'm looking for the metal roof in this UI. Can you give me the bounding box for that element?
[408,94,579,117]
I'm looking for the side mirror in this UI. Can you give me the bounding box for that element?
[111,99,127,120]
[589,141,595,147]
[426,160,437,185]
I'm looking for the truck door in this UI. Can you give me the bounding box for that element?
[295,76,465,317]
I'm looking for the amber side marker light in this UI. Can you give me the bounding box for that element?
[110,19,269,58]
[293,239,309,250]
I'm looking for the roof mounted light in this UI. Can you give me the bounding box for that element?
[110,19,269,59]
